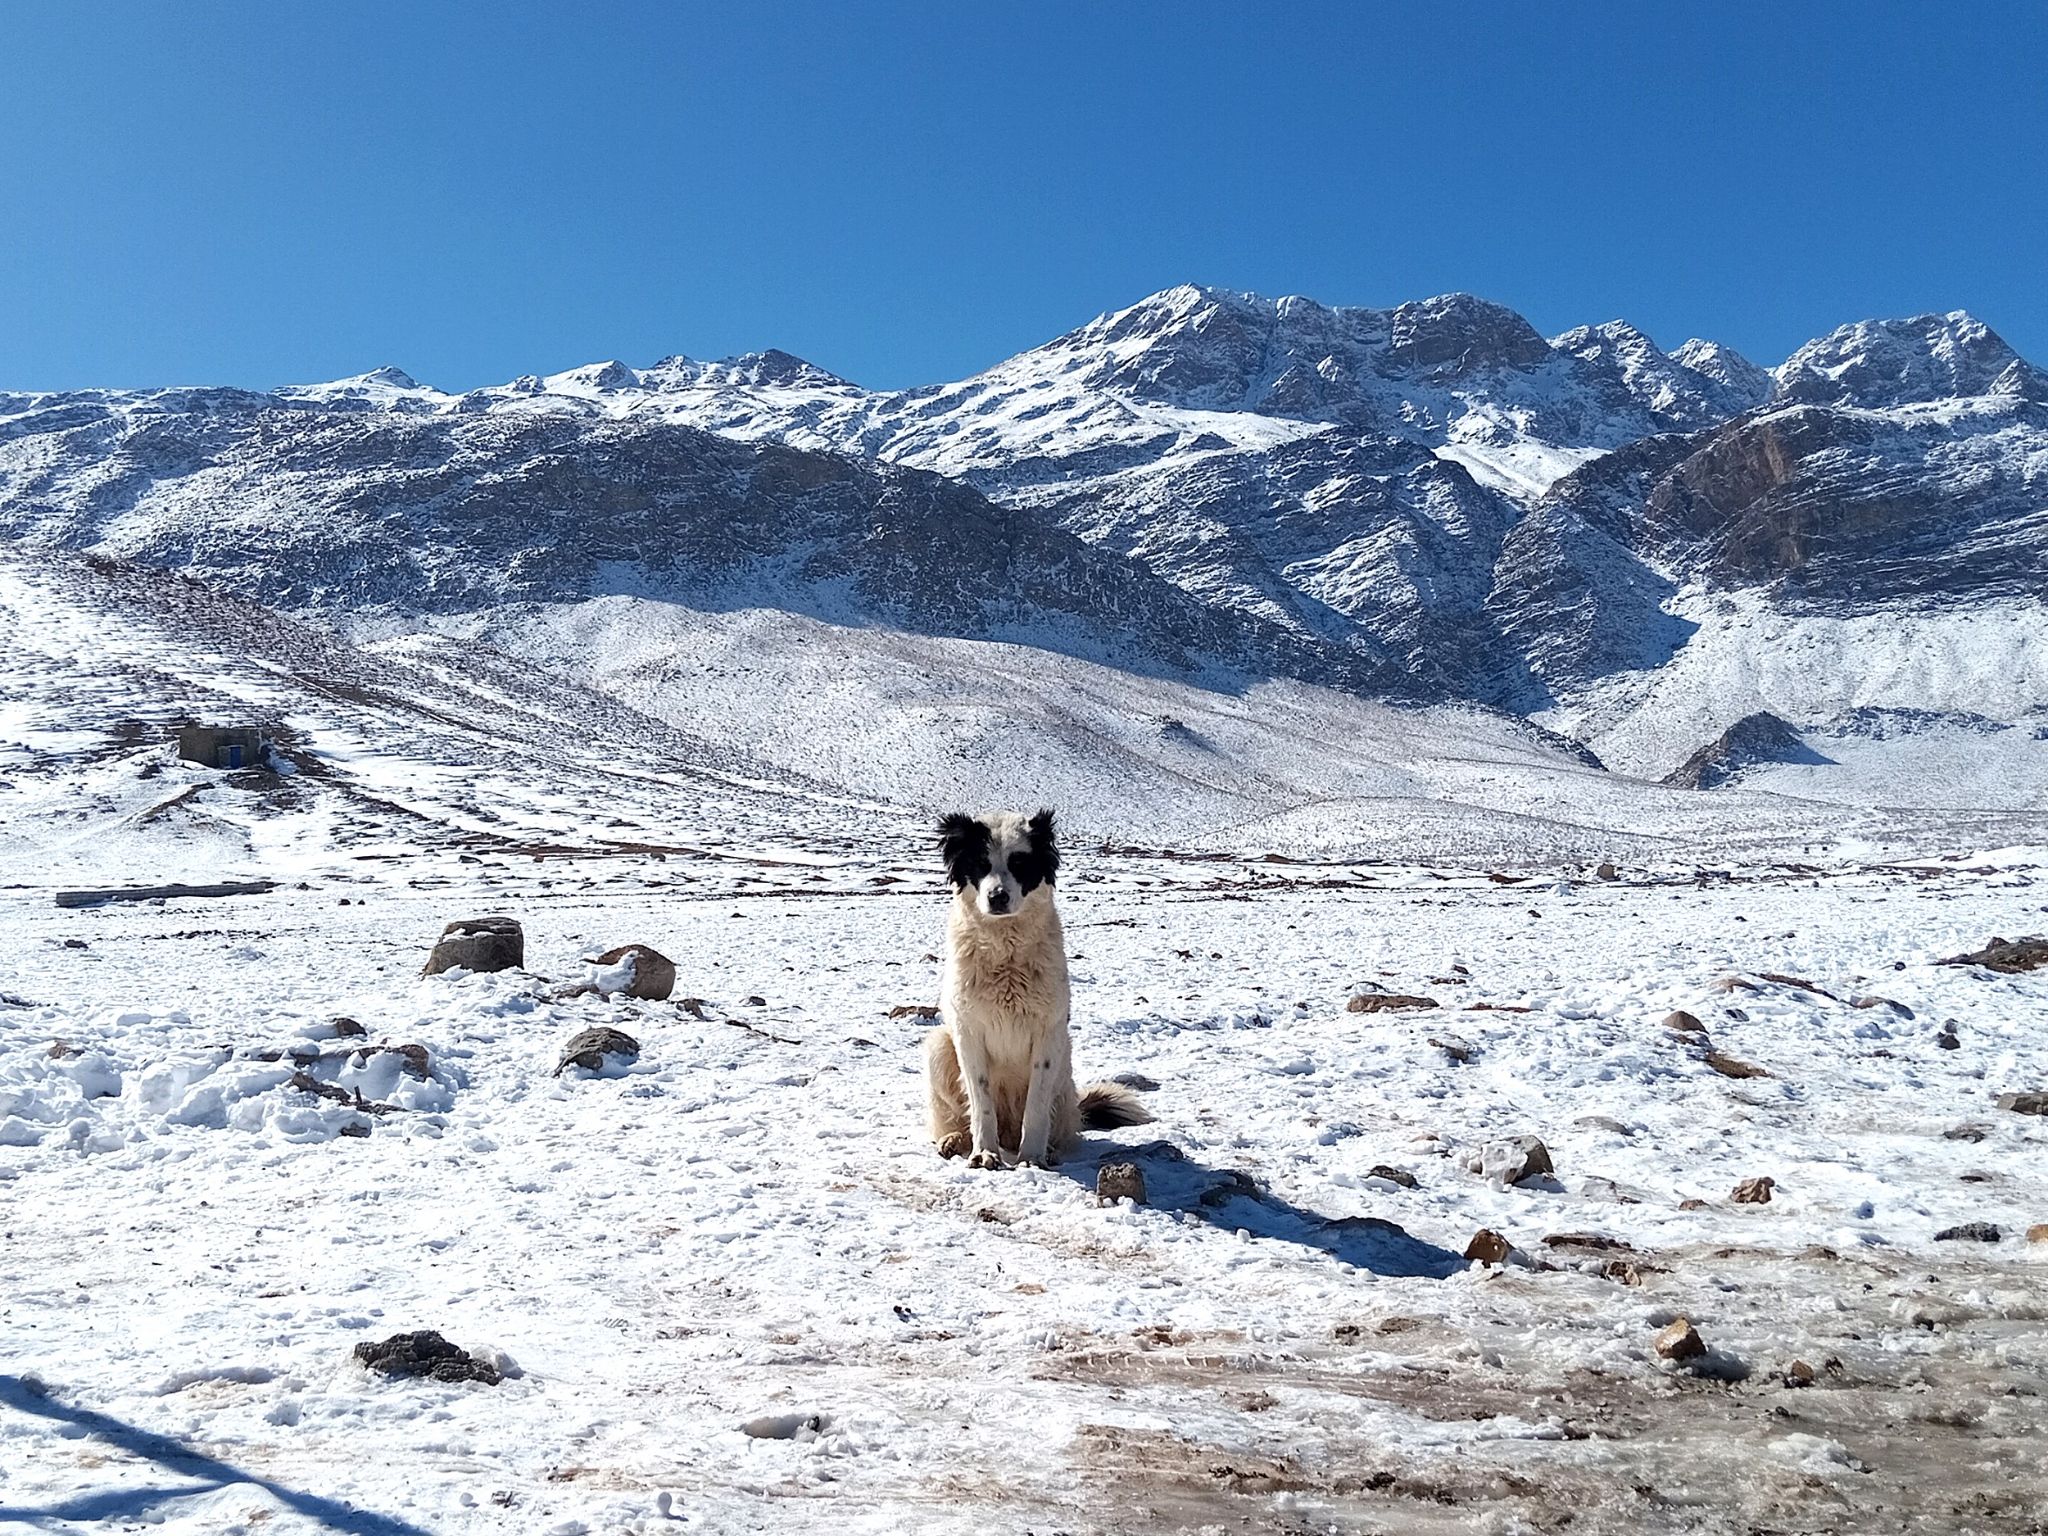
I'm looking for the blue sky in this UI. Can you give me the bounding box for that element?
[3,3,2043,392]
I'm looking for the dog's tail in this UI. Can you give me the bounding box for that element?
[1079,1080,1155,1130]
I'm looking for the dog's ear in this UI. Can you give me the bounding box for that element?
[1027,807,1059,884]
[937,812,990,889]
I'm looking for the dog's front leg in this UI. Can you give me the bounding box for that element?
[1016,1029,1069,1168]
[952,1032,1006,1170]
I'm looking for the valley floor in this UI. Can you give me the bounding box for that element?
[4,847,2046,1535]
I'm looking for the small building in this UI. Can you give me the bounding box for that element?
[177,725,270,771]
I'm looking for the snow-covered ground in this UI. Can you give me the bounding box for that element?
[4,552,2047,1534]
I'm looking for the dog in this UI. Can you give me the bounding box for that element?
[924,808,1150,1168]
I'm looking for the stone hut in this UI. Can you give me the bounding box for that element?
[177,725,270,771]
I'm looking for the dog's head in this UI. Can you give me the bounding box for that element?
[937,808,1059,919]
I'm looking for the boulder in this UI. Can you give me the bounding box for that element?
[1595,862,1619,881]
[1704,1050,1771,1080]
[2027,1224,2048,1245]
[1732,1176,1775,1205]
[1997,1092,2048,1116]
[1654,1318,1706,1361]
[591,943,677,1000]
[1367,1164,1419,1189]
[423,917,524,976]
[554,1027,641,1076]
[1428,1034,1476,1063]
[1939,936,2048,974]
[1662,1010,1706,1034]
[1933,1222,2001,1243]
[1346,993,1437,1013]
[1096,1162,1147,1205]
[353,1330,501,1385]
[1465,1136,1553,1187]
[1464,1229,1514,1264]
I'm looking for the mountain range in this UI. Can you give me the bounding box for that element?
[1,284,2042,803]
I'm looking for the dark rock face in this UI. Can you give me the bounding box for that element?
[353,1330,502,1385]
[1663,712,1830,789]
[424,917,524,976]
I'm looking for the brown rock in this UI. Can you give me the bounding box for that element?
[592,943,677,1000]
[554,1027,641,1076]
[1850,995,1914,1018]
[1711,976,1760,993]
[1731,1176,1775,1205]
[1595,862,1620,881]
[1347,993,1438,1013]
[1784,1359,1816,1387]
[1366,1164,1418,1189]
[1662,1010,1706,1034]
[1704,1050,1772,1080]
[423,917,524,976]
[1654,1318,1706,1361]
[1428,1034,1476,1063]
[2026,1224,2048,1245]
[888,1003,942,1020]
[1464,1229,1513,1264]
[1939,936,2048,974]
[1998,1092,2048,1116]
[1096,1162,1147,1205]
[1603,1260,1644,1286]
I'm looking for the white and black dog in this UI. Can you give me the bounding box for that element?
[924,808,1150,1168]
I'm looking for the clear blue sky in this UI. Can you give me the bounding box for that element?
[3,3,2043,392]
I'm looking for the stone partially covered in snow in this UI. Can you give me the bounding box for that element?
[423,917,524,976]
[1096,1161,1147,1205]
[1464,1228,1514,1264]
[353,1330,502,1385]
[1654,1318,1707,1361]
[586,943,677,1000]
[1941,936,2048,974]
[555,1027,642,1077]
[1465,1135,1554,1188]
[1732,1176,1775,1205]
[1997,1092,2048,1116]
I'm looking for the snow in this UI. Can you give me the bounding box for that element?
[4,551,2047,1534]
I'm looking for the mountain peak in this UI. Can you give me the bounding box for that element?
[1774,311,2048,409]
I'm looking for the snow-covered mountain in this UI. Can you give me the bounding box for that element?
[1,285,2043,800]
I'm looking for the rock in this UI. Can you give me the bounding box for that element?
[46,1040,81,1059]
[423,917,524,976]
[591,943,677,1000]
[1943,1123,1991,1142]
[1662,1010,1706,1034]
[1784,1359,1816,1387]
[1096,1162,1147,1205]
[1850,995,1914,1018]
[1711,976,1760,993]
[554,1027,641,1076]
[1997,1092,2048,1116]
[1574,1114,1634,1136]
[1464,1229,1514,1264]
[1579,1177,1644,1204]
[1346,993,1437,1013]
[1935,1028,1961,1050]
[743,994,767,1007]
[1603,1259,1645,1286]
[1654,1318,1706,1361]
[1542,1231,1632,1252]
[1428,1033,1476,1063]
[331,1017,367,1038]
[1933,1222,2001,1243]
[1732,1176,1775,1204]
[1465,1135,1553,1187]
[1366,1164,1418,1189]
[353,1330,501,1385]
[1704,1050,1771,1079]
[1663,712,1826,790]
[888,1003,942,1020]
[1111,1071,1160,1092]
[1595,862,1619,880]
[1678,1197,1708,1211]
[2027,1224,2048,1245]
[1939,936,2048,974]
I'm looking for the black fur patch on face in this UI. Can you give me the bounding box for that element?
[1009,807,1059,894]
[937,812,991,891]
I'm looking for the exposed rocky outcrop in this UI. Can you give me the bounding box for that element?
[1663,712,1828,789]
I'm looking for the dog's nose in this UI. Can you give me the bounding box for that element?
[986,887,1010,913]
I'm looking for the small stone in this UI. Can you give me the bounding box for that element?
[1712,976,1760,993]
[1939,936,2048,974]
[1595,862,1619,881]
[2026,1224,2048,1245]
[1346,993,1438,1013]
[1943,1123,1991,1142]
[1997,1092,2048,1116]
[554,1027,641,1076]
[423,917,524,977]
[1850,995,1914,1018]
[743,994,767,1007]
[1933,1222,2001,1243]
[1784,1359,1816,1387]
[1603,1259,1644,1286]
[1662,1010,1706,1034]
[1428,1034,1476,1063]
[1366,1164,1418,1189]
[1678,1198,1708,1211]
[887,1003,942,1020]
[331,1017,367,1038]
[1464,1229,1513,1264]
[1096,1162,1147,1205]
[353,1329,501,1385]
[1654,1318,1706,1361]
[591,944,677,1000]
[1936,1030,1961,1050]
[1732,1176,1775,1205]
[1111,1071,1160,1092]
[1574,1114,1634,1136]
[46,1040,81,1059]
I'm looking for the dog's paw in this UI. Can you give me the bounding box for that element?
[967,1149,1004,1170]
[1015,1146,1057,1170]
[935,1132,971,1159]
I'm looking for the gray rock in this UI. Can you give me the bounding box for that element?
[353,1330,501,1385]
[554,1027,641,1076]
[590,943,677,1000]
[424,917,524,976]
